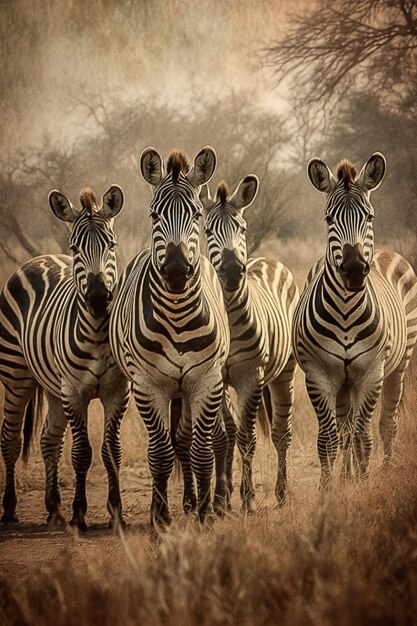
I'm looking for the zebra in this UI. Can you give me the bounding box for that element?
[110,146,230,526]
[200,176,299,509]
[293,152,417,487]
[0,186,130,530]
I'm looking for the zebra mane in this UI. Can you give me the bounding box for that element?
[80,188,98,216]
[166,150,190,184]
[337,160,357,190]
[216,182,228,206]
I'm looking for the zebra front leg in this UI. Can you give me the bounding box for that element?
[101,378,130,529]
[223,388,237,504]
[171,397,197,514]
[133,383,174,528]
[41,393,68,527]
[269,356,296,506]
[305,372,340,490]
[350,363,384,479]
[1,379,36,523]
[187,373,224,523]
[235,368,264,512]
[62,395,91,531]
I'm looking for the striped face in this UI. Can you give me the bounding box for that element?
[49,185,124,317]
[324,180,374,287]
[308,153,386,291]
[69,211,118,316]
[140,146,217,294]
[201,176,259,293]
[149,173,202,290]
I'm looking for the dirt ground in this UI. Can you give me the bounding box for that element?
[0,362,405,585]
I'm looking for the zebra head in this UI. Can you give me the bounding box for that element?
[140,146,217,293]
[308,153,386,291]
[49,185,124,317]
[201,176,259,292]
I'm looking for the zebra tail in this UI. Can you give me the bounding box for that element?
[258,387,272,439]
[22,386,43,464]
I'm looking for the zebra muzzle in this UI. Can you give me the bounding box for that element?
[85,272,113,317]
[160,243,195,292]
[339,244,370,291]
[219,249,245,292]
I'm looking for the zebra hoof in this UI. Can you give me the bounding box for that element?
[183,495,197,515]
[47,512,66,528]
[1,512,19,524]
[213,496,229,517]
[151,509,172,529]
[108,517,127,531]
[69,518,88,533]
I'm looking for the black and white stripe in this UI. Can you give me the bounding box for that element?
[0,186,129,529]
[110,147,230,526]
[201,176,299,508]
[293,153,417,486]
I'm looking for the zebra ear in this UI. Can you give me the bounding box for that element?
[140,148,164,187]
[308,159,336,193]
[101,185,124,219]
[357,152,386,192]
[187,146,217,188]
[230,175,259,211]
[49,190,79,223]
[199,184,215,211]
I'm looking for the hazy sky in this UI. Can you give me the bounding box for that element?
[1,0,307,154]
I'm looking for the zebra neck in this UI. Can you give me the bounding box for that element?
[322,260,369,313]
[222,275,250,318]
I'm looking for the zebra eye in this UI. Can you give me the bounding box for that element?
[205,227,213,235]
[70,244,79,253]
[367,214,374,222]
[150,211,160,222]
[325,215,334,225]
[108,242,117,251]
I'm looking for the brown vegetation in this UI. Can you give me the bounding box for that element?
[1,358,417,624]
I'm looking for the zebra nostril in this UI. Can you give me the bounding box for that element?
[363,263,370,276]
[186,264,194,278]
[106,291,113,303]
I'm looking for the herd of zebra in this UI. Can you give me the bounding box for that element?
[1,146,416,530]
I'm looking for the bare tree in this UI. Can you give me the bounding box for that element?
[263,0,417,114]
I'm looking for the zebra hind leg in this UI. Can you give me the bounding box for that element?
[41,393,68,528]
[269,356,296,506]
[235,372,264,513]
[101,381,130,530]
[1,379,36,524]
[212,414,228,516]
[171,398,197,515]
[222,389,238,509]
[379,368,406,466]
[336,384,354,481]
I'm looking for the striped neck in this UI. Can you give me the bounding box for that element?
[149,256,204,319]
[221,273,250,317]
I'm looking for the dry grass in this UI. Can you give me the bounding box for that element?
[1,361,417,624]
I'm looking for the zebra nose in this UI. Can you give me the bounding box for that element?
[85,272,113,316]
[339,244,369,289]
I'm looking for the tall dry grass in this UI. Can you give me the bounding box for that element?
[1,361,417,624]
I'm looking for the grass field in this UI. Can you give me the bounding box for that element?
[1,352,417,625]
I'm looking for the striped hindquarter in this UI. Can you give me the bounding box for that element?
[110,147,229,526]
[201,176,299,509]
[294,153,417,486]
[0,186,129,529]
